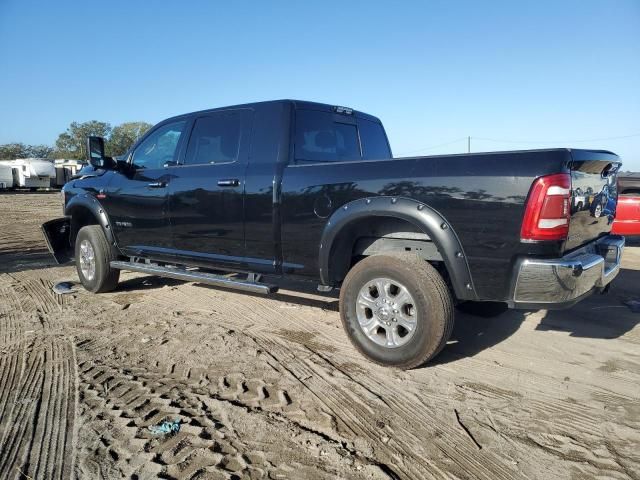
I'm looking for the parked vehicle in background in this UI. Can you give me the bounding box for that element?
[52,159,86,188]
[0,158,55,190]
[0,163,13,189]
[42,100,625,368]
[571,187,586,213]
[612,172,640,236]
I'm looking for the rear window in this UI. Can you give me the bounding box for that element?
[294,109,391,163]
[295,110,360,162]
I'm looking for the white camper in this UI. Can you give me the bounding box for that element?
[52,159,86,187]
[0,163,13,189]
[0,158,55,189]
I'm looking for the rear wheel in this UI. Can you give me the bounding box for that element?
[75,225,120,293]
[339,253,454,369]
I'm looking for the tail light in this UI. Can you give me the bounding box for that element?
[521,173,571,241]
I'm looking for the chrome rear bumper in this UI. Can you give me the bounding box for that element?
[509,235,624,309]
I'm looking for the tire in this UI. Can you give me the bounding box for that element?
[339,253,454,369]
[75,225,120,293]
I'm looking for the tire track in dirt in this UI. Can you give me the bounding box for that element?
[0,337,76,479]
[142,282,515,479]
[168,285,526,478]
[75,357,389,479]
[143,281,640,479]
[0,266,77,480]
[8,272,67,315]
[249,332,522,480]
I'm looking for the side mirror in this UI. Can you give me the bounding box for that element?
[86,136,114,169]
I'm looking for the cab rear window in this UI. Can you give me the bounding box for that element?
[294,109,390,163]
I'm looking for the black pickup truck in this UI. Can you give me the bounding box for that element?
[42,100,625,368]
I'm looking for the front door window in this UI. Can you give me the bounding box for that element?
[131,121,186,169]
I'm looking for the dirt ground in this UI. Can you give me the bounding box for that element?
[0,192,639,480]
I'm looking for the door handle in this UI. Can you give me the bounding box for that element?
[217,179,240,187]
[147,181,167,188]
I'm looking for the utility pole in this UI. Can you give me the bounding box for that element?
[467,136,471,153]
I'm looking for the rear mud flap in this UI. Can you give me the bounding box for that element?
[41,217,73,264]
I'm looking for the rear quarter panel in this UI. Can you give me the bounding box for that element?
[280,149,571,300]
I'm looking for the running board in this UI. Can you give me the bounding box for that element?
[110,261,278,295]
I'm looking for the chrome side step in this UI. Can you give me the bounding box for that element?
[110,261,278,295]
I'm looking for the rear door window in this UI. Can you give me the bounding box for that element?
[184,110,245,165]
[295,110,361,162]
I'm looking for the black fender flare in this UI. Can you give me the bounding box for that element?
[318,196,477,300]
[65,193,116,246]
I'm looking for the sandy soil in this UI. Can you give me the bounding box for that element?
[0,192,639,480]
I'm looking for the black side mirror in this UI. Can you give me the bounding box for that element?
[86,136,114,169]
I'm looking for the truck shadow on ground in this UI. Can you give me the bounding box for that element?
[435,267,639,365]
[0,249,58,274]
[116,275,188,292]
[434,306,528,365]
[536,267,640,339]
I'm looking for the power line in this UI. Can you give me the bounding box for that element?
[473,132,640,145]
[397,137,468,156]
[398,132,640,156]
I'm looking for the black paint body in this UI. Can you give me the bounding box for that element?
[61,100,620,302]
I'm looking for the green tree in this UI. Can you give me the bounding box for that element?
[28,144,55,158]
[107,121,153,156]
[55,121,112,160]
[0,143,30,159]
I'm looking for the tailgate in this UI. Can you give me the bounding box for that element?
[565,150,621,251]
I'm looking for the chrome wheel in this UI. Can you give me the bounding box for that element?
[355,277,418,348]
[79,239,96,281]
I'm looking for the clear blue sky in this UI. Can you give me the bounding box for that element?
[1,0,639,170]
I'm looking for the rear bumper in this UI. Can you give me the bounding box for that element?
[41,217,72,264]
[508,235,624,309]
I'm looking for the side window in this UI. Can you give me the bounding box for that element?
[131,121,186,169]
[295,110,361,162]
[184,111,243,165]
[358,118,391,160]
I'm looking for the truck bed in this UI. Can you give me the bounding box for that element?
[280,148,619,301]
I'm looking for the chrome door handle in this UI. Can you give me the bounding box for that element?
[147,181,167,188]
[217,179,240,187]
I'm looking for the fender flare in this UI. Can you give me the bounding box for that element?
[65,193,116,246]
[318,196,477,300]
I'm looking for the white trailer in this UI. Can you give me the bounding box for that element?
[52,159,86,187]
[0,164,13,189]
[0,158,55,189]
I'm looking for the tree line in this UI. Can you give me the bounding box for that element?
[0,120,153,161]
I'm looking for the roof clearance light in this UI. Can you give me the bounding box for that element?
[334,106,353,115]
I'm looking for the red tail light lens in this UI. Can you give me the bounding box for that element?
[521,173,571,241]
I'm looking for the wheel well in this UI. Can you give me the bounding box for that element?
[327,216,447,286]
[69,206,99,247]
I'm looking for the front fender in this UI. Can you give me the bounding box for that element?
[65,193,116,245]
[319,196,477,301]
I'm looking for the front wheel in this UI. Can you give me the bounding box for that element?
[339,253,454,369]
[75,225,120,293]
